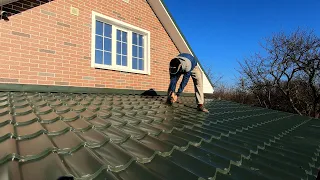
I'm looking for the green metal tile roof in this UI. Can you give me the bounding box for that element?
[0,90,319,180]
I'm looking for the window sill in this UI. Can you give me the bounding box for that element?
[93,64,150,75]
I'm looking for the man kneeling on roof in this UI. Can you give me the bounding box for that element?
[167,53,209,113]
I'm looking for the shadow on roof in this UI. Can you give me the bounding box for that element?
[57,176,74,180]
[141,89,160,96]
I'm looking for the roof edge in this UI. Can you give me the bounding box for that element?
[153,0,215,89]
[0,83,195,96]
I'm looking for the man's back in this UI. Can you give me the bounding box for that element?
[176,53,198,72]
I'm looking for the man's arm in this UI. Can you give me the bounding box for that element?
[167,73,180,95]
[176,72,191,96]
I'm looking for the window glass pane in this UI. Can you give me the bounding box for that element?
[138,35,143,46]
[122,31,127,43]
[95,50,103,64]
[95,35,103,50]
[104,38,111,52]
[104,24,112,38]
[104,52,111,65]
[138,47,143,58]
[96,21,103,35]
[132,45,137,57]
[116,55,121,65]
[132,58,138,69]
[138,59,144,70]
[116,42,121,54]
[132,33,137,45]
[122,43,127,55]
[117,30,121,41]
[122,56,127,66]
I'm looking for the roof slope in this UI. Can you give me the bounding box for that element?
[0,91,319,180]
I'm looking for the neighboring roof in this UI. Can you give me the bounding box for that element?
[147,0,215,93]
[0,88,319,180]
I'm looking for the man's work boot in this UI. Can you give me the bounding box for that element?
[197,104,209,113]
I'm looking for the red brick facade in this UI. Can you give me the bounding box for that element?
[0,0,194,93]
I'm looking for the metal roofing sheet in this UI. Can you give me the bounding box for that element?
[0,91,319,180]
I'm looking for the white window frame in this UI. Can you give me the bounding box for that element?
[91,11,151,75]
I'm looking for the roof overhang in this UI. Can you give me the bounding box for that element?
[147,0,214,93]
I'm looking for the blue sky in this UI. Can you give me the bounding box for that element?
[163,0,320,86]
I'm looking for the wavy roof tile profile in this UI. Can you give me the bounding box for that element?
[0,91,319,180]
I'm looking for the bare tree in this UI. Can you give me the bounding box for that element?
[239,28,320,118]
[238,54,274,108]
[205,66,223,87]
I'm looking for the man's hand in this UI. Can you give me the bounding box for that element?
[166,91,178,105]
[171,92,178,103]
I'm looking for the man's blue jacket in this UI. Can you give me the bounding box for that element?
[168,53,198,96]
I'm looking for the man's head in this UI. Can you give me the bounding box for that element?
[169,58,181,75]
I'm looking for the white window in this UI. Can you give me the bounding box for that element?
[91,11,151,75]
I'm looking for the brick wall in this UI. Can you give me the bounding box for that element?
[0,0,194,93]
